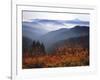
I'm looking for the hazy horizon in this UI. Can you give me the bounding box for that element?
[22,11,90,31]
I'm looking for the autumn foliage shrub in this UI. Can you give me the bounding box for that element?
[22,46,89,68]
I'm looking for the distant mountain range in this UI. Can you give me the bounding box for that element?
[39,26,89,53]
[22,19,89,39]
[23,19,89,31]
[22,23,48,40]
[25,18,89,25]
[22,19,89,53]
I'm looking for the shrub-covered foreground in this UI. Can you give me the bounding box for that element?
[22,48,89,69]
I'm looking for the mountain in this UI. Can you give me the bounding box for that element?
[30,19,89,25]
[39,26,89,53]
[22,19,89,40]
[22,22,48,40]
[23,19,89,32]
[52,35,89,52]
[22,19,89,54]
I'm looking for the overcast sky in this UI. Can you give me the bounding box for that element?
[22,11,90,22]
